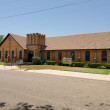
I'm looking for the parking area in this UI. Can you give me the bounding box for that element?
[0,70,110,110]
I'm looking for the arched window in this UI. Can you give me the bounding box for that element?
[0,51,1,58]
[5,51,8,59]
[85,51,90,61]
[47,51,50,60]
[12,51,14,58]
[102,51,107,62]
[70,51,75,61]
[58,51,62,61]
[19,50,22,59]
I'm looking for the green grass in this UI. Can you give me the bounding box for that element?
[21,65,110,75]
[0,62,3,65]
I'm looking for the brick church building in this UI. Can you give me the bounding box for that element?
[0,32,110,64]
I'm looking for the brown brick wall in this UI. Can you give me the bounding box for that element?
[26,33,46,61]
[42,49,110,64]
[1,34,110,64]
[0,35,24,62]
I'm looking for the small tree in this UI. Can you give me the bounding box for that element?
[0,35,4,43]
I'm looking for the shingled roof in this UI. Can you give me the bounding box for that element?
[45,32,110,50]
[2,32,110,50]
[0,33,27,49]
[10,33,26,49]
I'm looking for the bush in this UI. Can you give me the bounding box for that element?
[105,63,110,69]
[97,66,106,69]
[71,63,75,67]
[88,63,101,68]
[46,61,56,65]
[57,61,63,66]
[32,57,41,65]
[84,64,89,68]
[16,61,20,63]
[41,60,46,65]
[72,62,85,67]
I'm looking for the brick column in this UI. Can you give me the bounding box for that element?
[7,55,9,62]
[94,51,97,62]
[52,51,55,60]
[2,48,4,62]
[16,48,17,62]
[78,51,81,62]
[34,48,36,57]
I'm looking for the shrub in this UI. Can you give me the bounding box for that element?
[71,63,75,67]
[97,66,106,69]
[88,63,101,68]
[41,60,46,65]
[32,57,41,65]
[84,64,89,68]
[105,63,110,69]
[46,61,56,65]
[72,62,85,67]
[57,61,63,66]
[16,61,20,63]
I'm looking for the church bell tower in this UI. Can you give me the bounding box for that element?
[26,33,46,60]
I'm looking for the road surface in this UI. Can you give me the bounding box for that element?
[0,70,110,110]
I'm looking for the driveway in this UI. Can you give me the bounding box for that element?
[0,70,110,110]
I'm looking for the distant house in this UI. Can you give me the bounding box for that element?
[0,32,110,64]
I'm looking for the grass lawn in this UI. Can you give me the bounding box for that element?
[0,62,4,65]
[21,65,110,75]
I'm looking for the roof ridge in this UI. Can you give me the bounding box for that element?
[45,31,110,50]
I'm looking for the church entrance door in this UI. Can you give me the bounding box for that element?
[28,51,34,62]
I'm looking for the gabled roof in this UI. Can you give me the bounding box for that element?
[0,33,26,49]
[10,33,26,49]
[1,32,110,51]
[45,32,110,50]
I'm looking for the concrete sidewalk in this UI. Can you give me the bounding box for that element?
[25,69,110,82]
[0,65,110,82]
[0,65,19,70]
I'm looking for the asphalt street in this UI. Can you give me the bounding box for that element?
[0,70,110,110]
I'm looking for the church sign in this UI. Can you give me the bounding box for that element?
[62,58,72,65]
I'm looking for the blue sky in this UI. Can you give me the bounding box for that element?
[0,0,110,37]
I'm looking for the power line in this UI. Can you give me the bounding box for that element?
[0,0,92,19]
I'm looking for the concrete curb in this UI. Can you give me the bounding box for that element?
[0,65,110,82]
[25,69,110,82]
